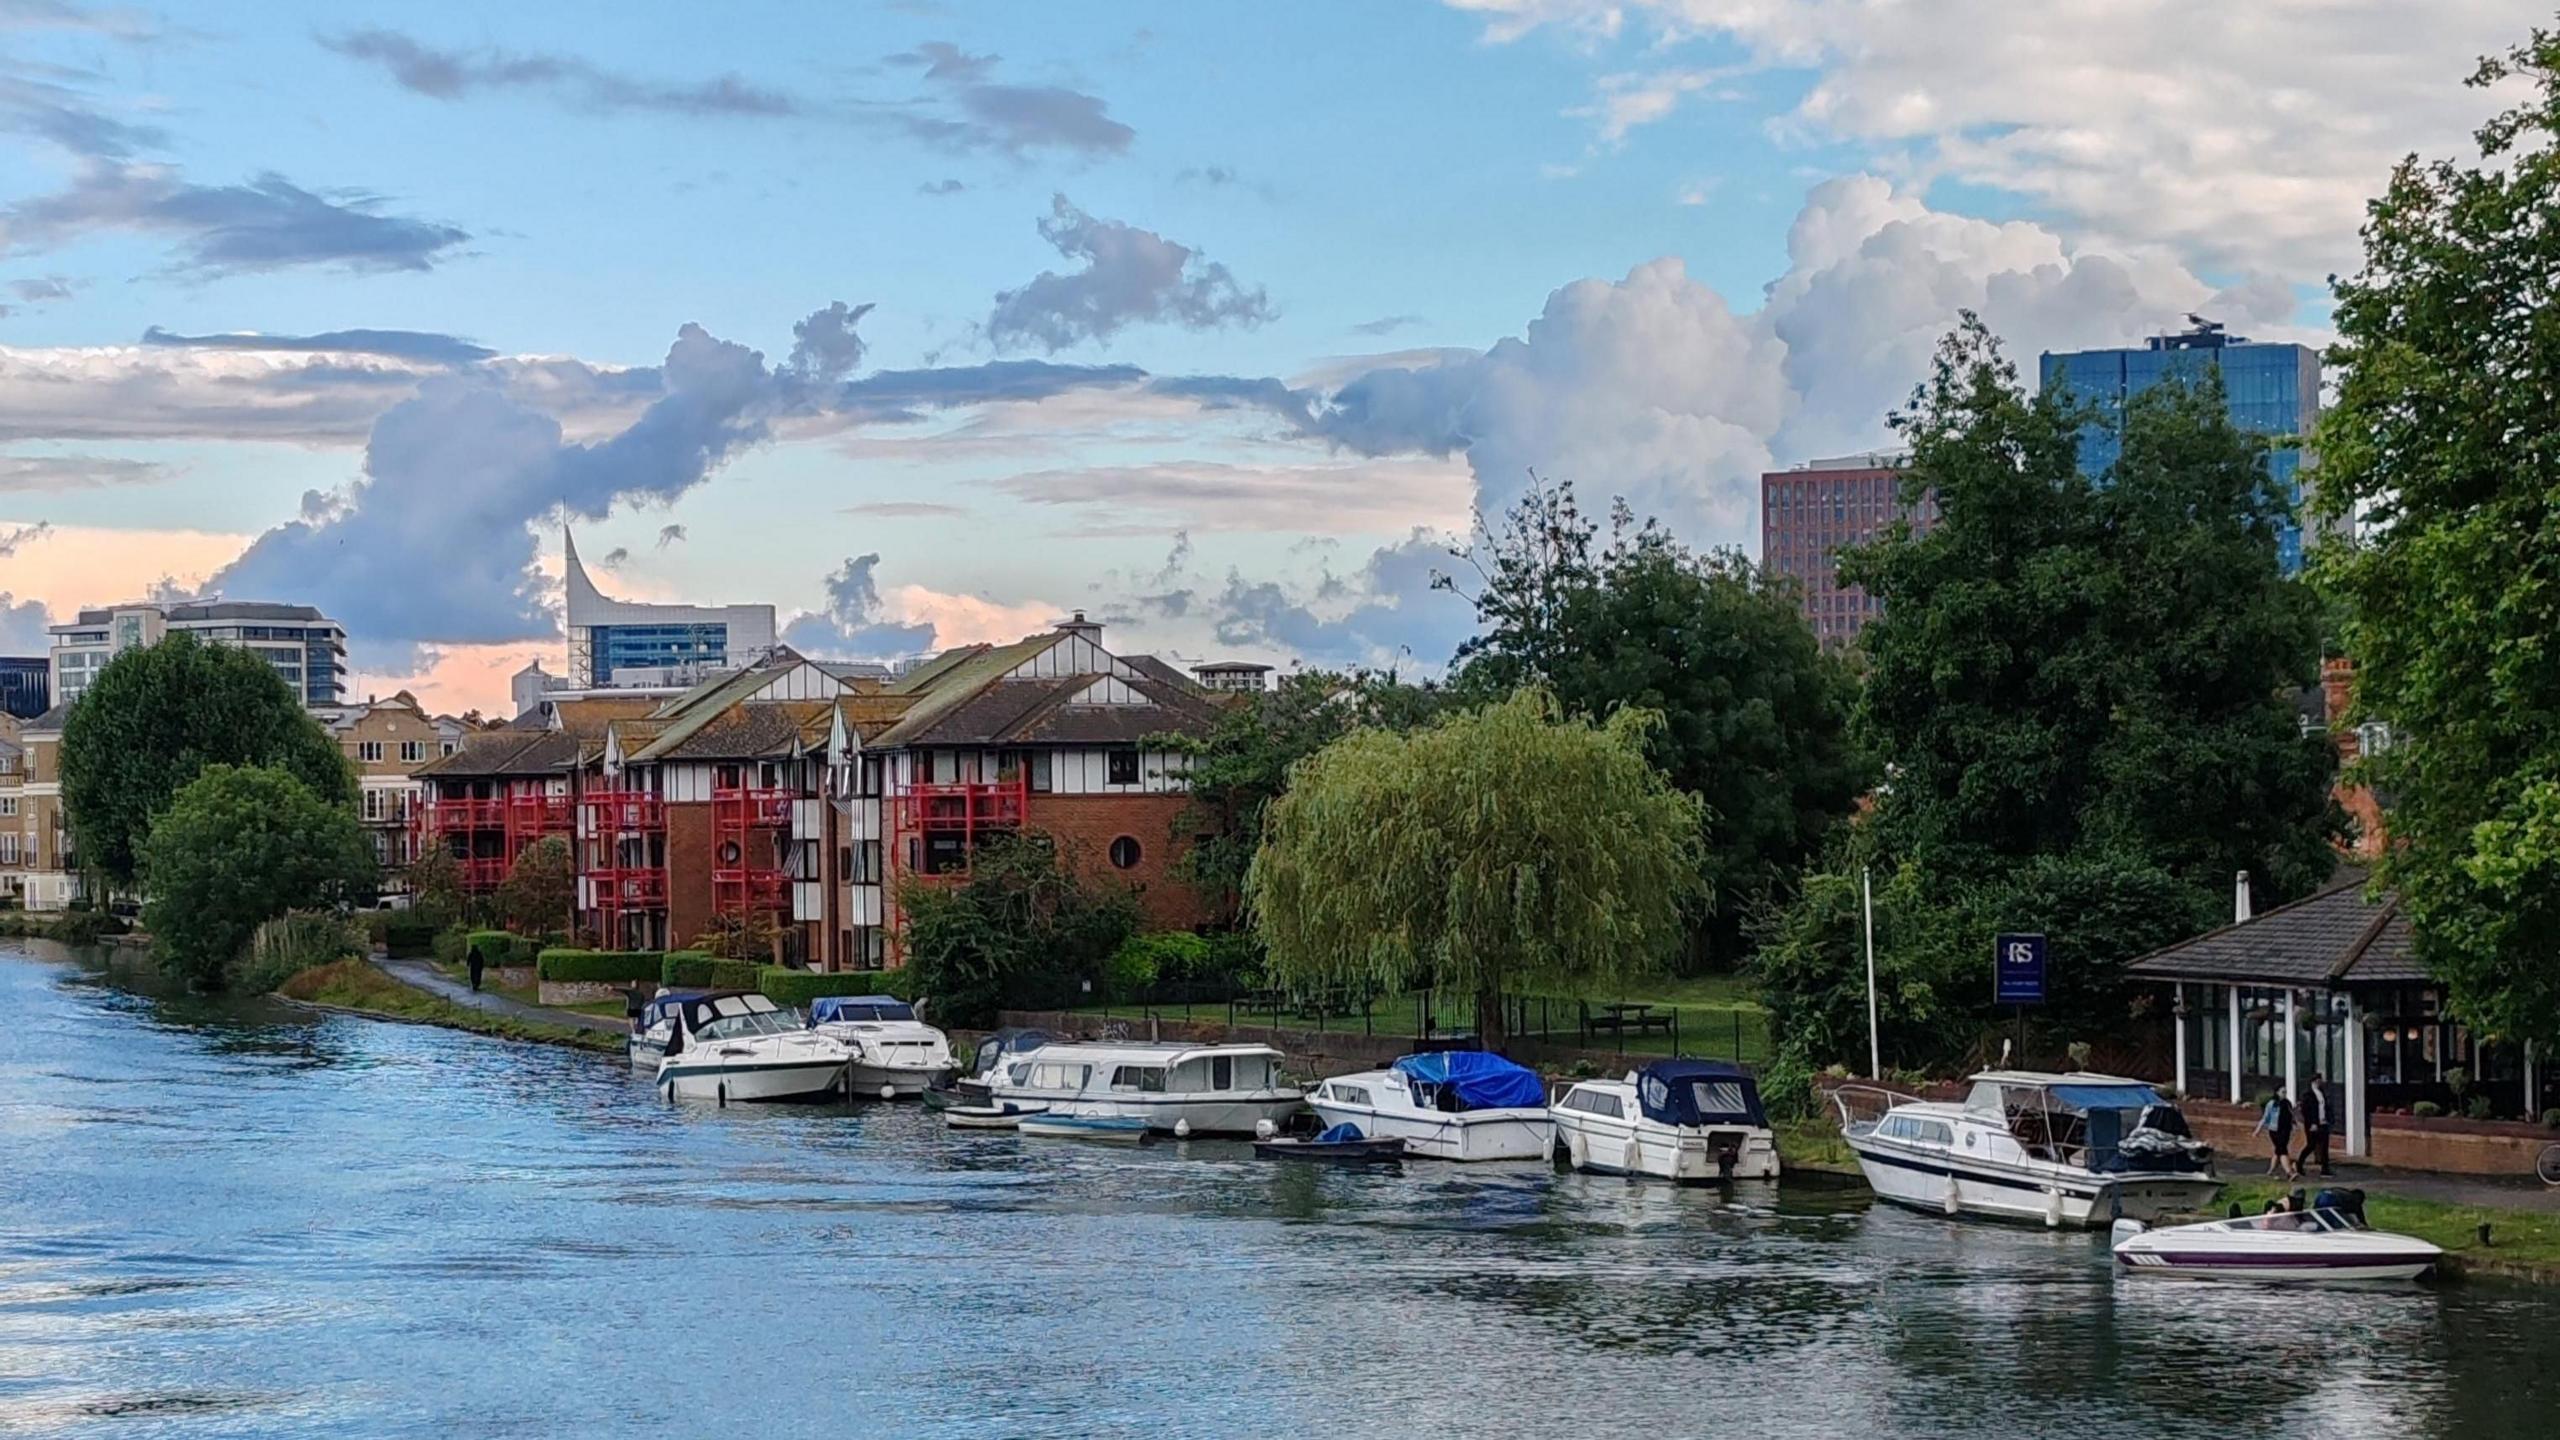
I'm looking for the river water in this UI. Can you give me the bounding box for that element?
[5,941,2558,1439]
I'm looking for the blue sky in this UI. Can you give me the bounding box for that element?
[0,0,2531,711]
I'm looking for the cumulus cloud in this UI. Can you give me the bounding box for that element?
[0,590,47,651]
[782,301,872,383]
[1461,0,2519,277]
[655,523,686,549]
[987,195,1274,353]
[780,552,938,661]
[1204,531,1476,670]
[0,453,160,490]
[143,324,495,365]
[2,163,470,276]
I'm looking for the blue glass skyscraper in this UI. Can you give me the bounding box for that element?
[2039,321,2323,572]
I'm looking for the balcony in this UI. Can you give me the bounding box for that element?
[588,867,667,910]
[460,856,509,891]
[422,797,506,832]
[892,778,1028,835]
[507,793,573,833]
[711,786,796,830]
[581,790,666,832]
[712,867,789,912]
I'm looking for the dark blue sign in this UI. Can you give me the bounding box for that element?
[1994,932,2047,1006]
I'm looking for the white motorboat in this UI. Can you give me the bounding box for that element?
[2113,1195,2439,1282]
[1017,1113,1151,1144]
[808,994,953,1098]
[926,1027,1058,1110]
[945,1103,1047,1130]
[982,1040,1304,1134]
[1836,1071,2221,1228]
[627,988,705,1073]
[648,992,850,1105]
[1310,1050,1554,1161]
[1552,1060,1781,1182]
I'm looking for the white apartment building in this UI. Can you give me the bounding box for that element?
[50,601,349,708]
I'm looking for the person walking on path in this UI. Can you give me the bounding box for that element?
[2256,1090,2298,1178]
[466,944,486,994]
[2298,1073,2333,1178]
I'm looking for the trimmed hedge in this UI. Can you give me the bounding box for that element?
[758,966,917,1008]
[467,930,544,968]
[659,951,762,990]
[535,948,664,984]
[381,912,440,958]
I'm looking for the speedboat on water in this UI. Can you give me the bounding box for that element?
[2113,1192,2439,1282]
[1017,1113,1150,1144]
[1551,1059,1781,1182]
[982,1040,1304,1134]
[807,994,953,1098]
[628,989,706,1073]
[1835,1071,2221,1227]
[647,991,851,1105]
[1309,1050,1553,1161]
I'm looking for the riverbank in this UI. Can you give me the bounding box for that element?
[277,960,623,1055]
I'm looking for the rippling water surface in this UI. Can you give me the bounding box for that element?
[5,941,2559,1439]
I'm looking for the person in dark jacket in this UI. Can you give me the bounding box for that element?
[2255,1090,2297,1178]
[465,945,485,993]
[2297,1073,2333,1177]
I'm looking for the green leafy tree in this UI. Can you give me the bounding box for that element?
[1447,475,1868,966]
[404,847,467,931]
[496,836,575,937]
[902,835,1143,1026]
[140,764,377,989]
[2310,28,2560,1041]
[62,632,355,888]
[1246,688,1705,1047]
[1759,317,2336,1070]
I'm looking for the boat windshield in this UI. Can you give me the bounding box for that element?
[2224,1209,2360,1234]
[697,1010,798,1042]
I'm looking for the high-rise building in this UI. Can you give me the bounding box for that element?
[0,657,48,719]
[1760,453,1933,646]
[48,601,348,707]
[563,529,776,689]
[2040,318,2323,571]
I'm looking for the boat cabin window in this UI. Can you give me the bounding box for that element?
[1564,1088,1624,1119]
[1328,1083,1373,1107]
[1025,1063,1091,1090]
[1879,1114,1953,1146]
[1110,1065,1167,1093]
[1211,1055,1233,1090]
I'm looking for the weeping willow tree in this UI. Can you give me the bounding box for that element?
[1245,688,1705,1047]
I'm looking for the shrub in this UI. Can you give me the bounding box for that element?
[232,912,362,995]
[466,930,542,968]
[2412,1100,2444,1118]
[50,909,128,946]
[759,966,915,1009]
[660,950,717,986]
[2464,1095,2495,1121]
[431,925,469,966]
[2543,1108,2560,1129]
[382,912,440,957]
[534,949,663,984]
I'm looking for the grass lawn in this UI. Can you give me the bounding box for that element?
[282,961,622,1055]
[2218,1179,2560,1276]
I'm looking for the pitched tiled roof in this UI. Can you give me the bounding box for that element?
[414,729,581,778]
[1119,653,1204,694]
[2126,873,2425,987]
[870,672,1224,748]
[634,700,833,761]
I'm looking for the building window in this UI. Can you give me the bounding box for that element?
[1108,835,1141,870]
[441,739,459,757]
[357,741,384,762]
[0,834,15,864]
[0,796,14,817]
[1027,752,1053,793]
[399,741,426,763]
[1107,750,1140,786]
[363,790,387,821]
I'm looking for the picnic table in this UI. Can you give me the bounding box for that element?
[1584,1001,1675,1037]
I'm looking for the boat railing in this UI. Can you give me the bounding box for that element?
[1828,1083,1902,1135]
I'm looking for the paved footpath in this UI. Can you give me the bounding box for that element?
[368,955,628,1036]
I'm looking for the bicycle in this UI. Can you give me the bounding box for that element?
[2538,1141,2560,1186]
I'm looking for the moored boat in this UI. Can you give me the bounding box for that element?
[1552,1059,1781,1182]
[926,1027,1058,1110]
[982,1040,1304,1134]
[1836,1071,2221,1228]
[1254,1122,1407,1164]
[945,1102,1047,1130]
[1308,1051,1553,1161]
[1018,1113,1151,1144]
[808,994,953,1098]
[628,989,706,1073]
[649,992,850,1104]
[2112,1193,2438,1282]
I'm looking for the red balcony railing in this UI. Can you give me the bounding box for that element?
[711,786,796,831]
[712,867,789,911]
[580,790,666,832]
[892,778,1028,834]
[422,796,506,832]
[507,793,572,833]
[589,867,667,911]
[460,856,509,891]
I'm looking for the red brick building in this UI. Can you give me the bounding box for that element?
[1760,453,1935,646]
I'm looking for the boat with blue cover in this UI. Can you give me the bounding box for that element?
[1834,1070,2220,1227]
[1309,1050,1554,1161]
[1253,1121,1408,1163]
[1552,1059,1781,1182]
[807,994,953,1098]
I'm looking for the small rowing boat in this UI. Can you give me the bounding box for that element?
[1253,1126,1407,1164]
[1017,1114,1151,1144]
[945,1103,1046,1130]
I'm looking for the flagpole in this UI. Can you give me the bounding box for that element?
[1863,865,1881,1080]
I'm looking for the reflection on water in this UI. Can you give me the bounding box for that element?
[5,939,2560,1439]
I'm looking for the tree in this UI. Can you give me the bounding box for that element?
[2310,27,2560,1041]
[140,764,377,989]
[62,632,355,888]
[1447,475,1868,966]
[902,835,1143,1026]
[1246,688,1705,1048]
[1758,317,2337,1071]
[691,907,782,962]
[405,847,467,931]
[496,836,574,937]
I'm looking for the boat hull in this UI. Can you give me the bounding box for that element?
[1254,1137,1407,1163]
[945,1104,1045,1130]
[1553,1112,1781,1182]
[1307,1101,1552,1161]
[848,1061,945,1098]
[2115,1248,2437,1283]
[1848,1136,2219,1227]
[1018,1116,1149,1144]
[656,1057,847,1105]
[999,1092,1305,1136]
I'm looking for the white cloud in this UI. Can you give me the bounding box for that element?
[987,455,1473,536]
[1463,0,2525,276]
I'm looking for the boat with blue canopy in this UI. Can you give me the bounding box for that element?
[1254,1120,1409,1164]
[1552,1059,1782,1182]
[627,989,708,1073]
[1309,1050,1554,1161]
[807,995,954,1099]
[1833,1069,2220,1227]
